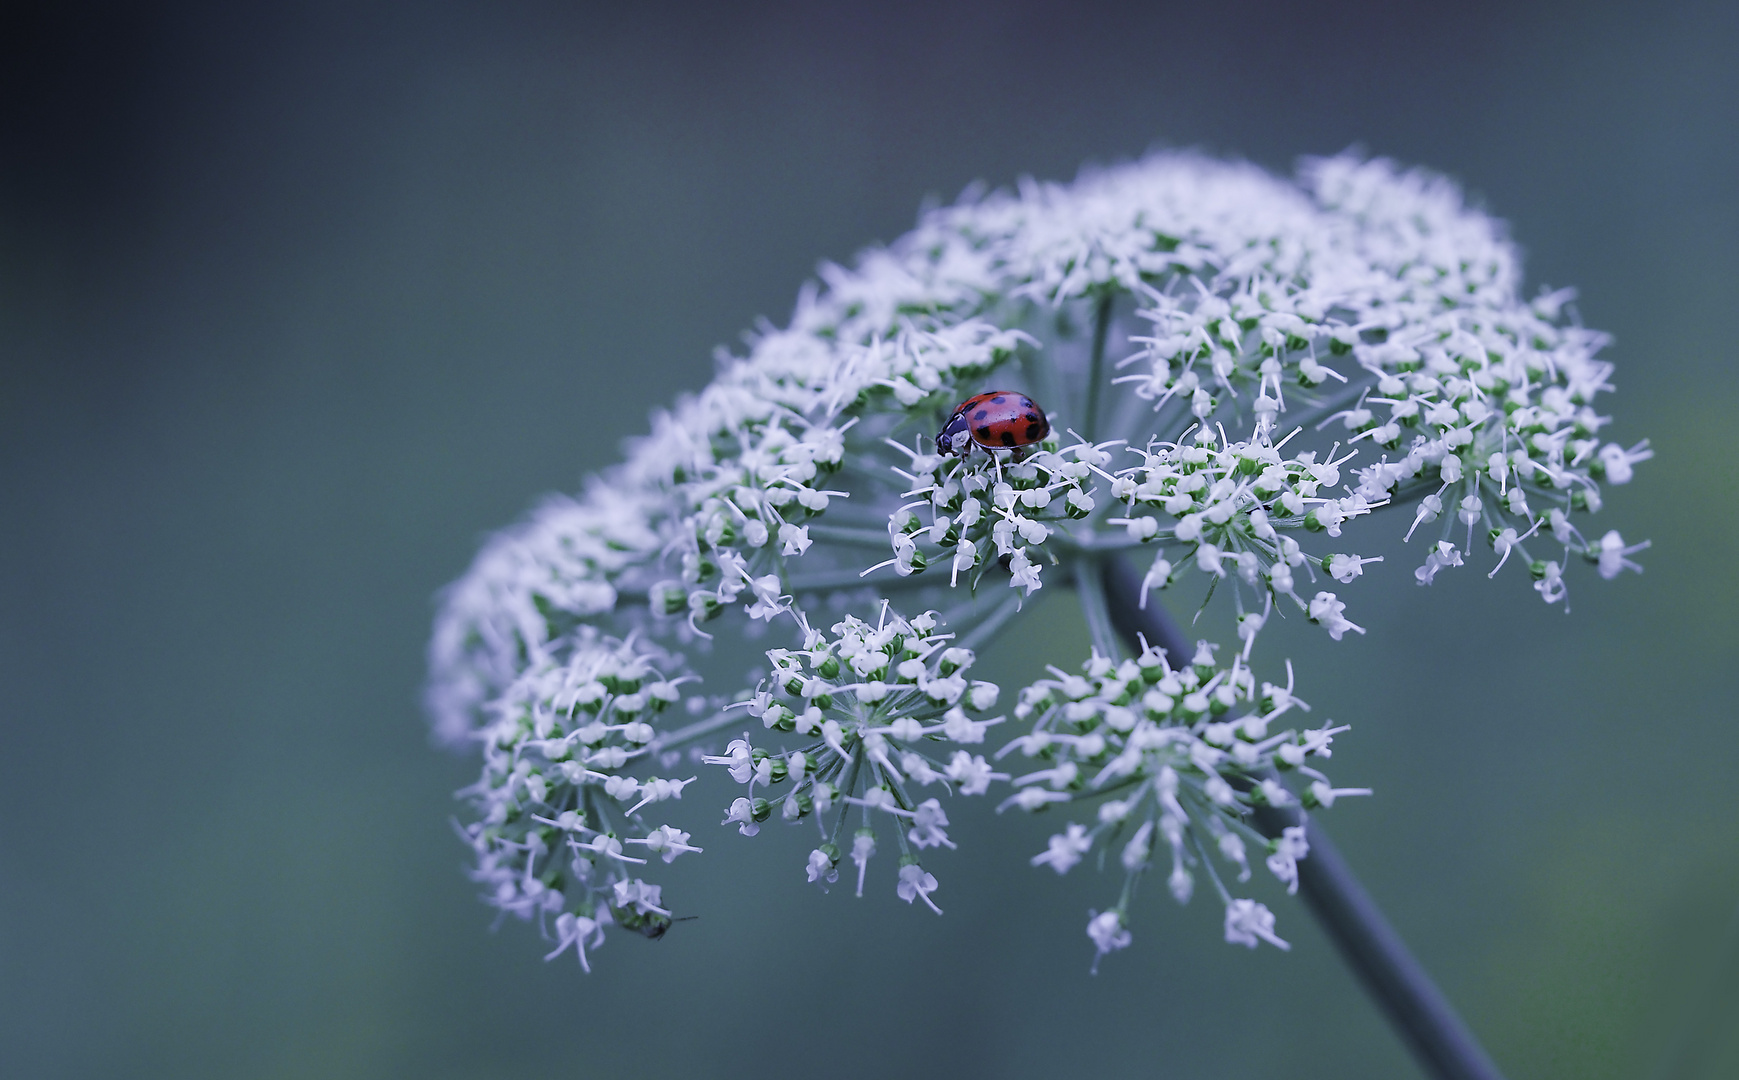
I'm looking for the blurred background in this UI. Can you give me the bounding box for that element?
[2,1,1736,1077]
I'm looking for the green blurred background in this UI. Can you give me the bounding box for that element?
[2,2,1735,1077]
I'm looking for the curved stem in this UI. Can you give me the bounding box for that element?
[1100,553,1508,1080]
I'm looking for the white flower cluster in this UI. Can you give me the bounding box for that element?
[1105,421,1387,643]
[454,629,704,970]
[1101,156,1650,622]
[426,490,662,748]
[705,606,1007,912]
[430,149,1647,971]
[1004,639,1363,969]
[876,436,1107,596]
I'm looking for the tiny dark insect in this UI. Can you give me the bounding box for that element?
[629,913,699,940]
[934,391,1051,457]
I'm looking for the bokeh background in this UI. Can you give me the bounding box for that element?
[3,1,1736,1077]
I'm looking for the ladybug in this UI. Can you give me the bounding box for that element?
[935,391,1051,457]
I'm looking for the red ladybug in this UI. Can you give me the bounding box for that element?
[935,391,1051,456]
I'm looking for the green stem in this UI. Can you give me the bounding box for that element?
[1027,321,1068,430]
[1099,553,1506,1080]
[1084,293,1114,443]
[956,591,1026,652]
[834,453,912,492]
[648,709,743,755]
[1185,824,1234,906]
[827,748,864,848]
[1072,556,1121,661]
[787,568,937,594]
[804,524,900,549]
[1051,529,1161,554]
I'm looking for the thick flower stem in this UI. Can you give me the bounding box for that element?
[1098,554,1507,1080]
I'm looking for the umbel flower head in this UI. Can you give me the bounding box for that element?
[428,150,1646,970]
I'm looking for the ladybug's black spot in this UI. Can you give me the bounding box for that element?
[1000,431,1017,446]
[976,425,993,438]
[1025,422,1045,441]
[974,409,988,420]
[992,395,1007,403]
[1025,412,1039,423]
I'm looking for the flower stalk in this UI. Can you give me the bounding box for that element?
[1102,552,1505,1080]
[1083,291,1114,443]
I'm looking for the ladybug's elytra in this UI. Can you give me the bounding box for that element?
[935,391,1051,457]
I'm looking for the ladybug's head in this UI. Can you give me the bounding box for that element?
[935,412,972,457]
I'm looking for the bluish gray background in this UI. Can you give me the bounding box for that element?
[2,2,1735,1077]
